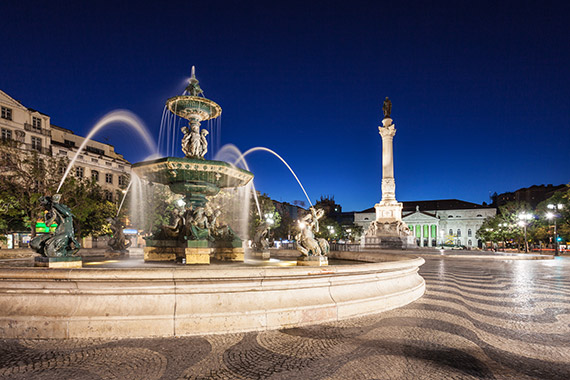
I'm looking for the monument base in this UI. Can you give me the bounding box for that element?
[297,255,328,266]
[144,240,212,264]
[363,235,417,250]
[248,250,270,260]
[213,247,244,262]
[34,256,82,268]
[104,249,129,259]
[184,248,211,264]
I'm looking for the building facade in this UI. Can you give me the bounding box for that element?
[0,90,132,248]
[0,89,131,202]
[355,199,496,248]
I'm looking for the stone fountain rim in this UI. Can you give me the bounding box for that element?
[0,253,424,280]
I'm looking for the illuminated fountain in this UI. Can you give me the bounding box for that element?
[0,69,426,339]
[132,67,253,264]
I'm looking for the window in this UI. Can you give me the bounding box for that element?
[106,162,112,167]
[457,229,461,237]
[64,139,76,147]
[1,107,12,120]
[105,191,113,202]
[75,167,84,178]
[448,215,453,218]
[92,170,99,182]
[58,150,67,156]
[477,214,482,217]
[91,158,98,163]
[85,146,105,155]
[468,229,472,237]
[105,173,113,184]
[449,229,453,235]
[31,136,42,152]
[118,165,124,169]
[118,175,126,186]
[1,128,12,141]
[32,117,42,131]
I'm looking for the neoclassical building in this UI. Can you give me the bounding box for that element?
[355,199,496,248]
[0,89,131,202]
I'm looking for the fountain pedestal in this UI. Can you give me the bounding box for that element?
[297,256,328,266]
[34,256,82,268]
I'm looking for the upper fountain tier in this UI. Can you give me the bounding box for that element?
[165,66,222,124]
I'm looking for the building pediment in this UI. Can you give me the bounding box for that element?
[403,211,438,222]
[0,90,27,110]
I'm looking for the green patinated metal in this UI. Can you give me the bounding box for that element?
[132,157,253,208]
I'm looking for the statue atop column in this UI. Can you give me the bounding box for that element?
[382,97,392,118]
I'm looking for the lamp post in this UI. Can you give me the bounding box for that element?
[517,213,533,253]
[546,204,563,256]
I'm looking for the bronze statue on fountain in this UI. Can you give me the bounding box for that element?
[30,194,82,268]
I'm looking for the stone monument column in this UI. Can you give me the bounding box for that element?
[379,117,397,202]
[363,97,415,249]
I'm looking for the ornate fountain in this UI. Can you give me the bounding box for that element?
[132,67,253,264]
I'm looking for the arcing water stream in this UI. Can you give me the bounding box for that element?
[56,110,158,193]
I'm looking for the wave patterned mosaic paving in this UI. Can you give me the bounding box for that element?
[1,257,569,380]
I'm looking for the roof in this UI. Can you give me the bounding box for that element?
[26,107,50,117]
[401,199,491,211]
[358,199,492,213]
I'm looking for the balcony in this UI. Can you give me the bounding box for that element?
[24,123,51,137]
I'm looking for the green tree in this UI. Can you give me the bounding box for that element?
[0,142,69,236]
[248,193,281,240]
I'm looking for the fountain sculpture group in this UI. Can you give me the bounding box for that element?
[132,68,254,264]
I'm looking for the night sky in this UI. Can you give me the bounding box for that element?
[2,1,569,211]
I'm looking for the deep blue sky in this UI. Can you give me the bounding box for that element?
[2,1,569,211]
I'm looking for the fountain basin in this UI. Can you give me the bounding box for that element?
[132,157,253,205]
[166,95,222,121]
[0,252,424,338]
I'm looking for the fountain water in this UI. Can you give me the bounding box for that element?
[236,146,313,207]
[56,110,159,193]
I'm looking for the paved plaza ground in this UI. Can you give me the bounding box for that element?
[0,255,569,379]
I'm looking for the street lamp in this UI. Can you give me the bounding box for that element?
[546,204,563,256]
[517,213,533,253]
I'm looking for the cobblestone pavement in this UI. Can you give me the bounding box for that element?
[1,257,569,379]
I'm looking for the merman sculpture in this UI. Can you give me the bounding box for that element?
[30,194,81,267]
[296,207,329,266]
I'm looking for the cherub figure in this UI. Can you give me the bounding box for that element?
[189,125,202,157]
[200,129,209,158]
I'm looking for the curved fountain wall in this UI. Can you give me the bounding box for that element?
[0,253,424,338]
